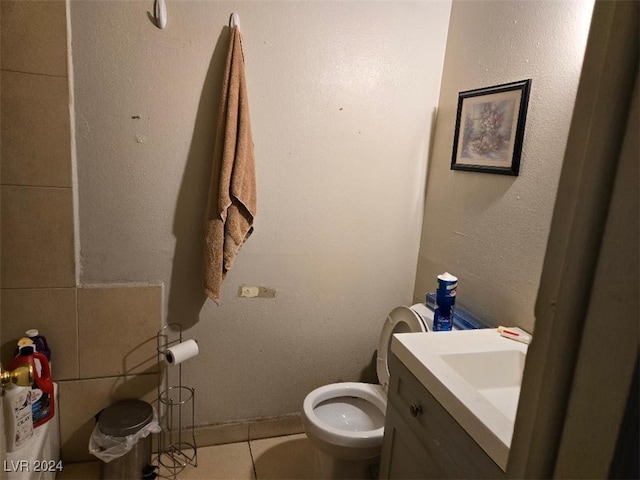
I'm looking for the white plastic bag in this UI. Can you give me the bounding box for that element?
[88,408,161,463]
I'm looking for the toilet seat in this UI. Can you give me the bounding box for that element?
[376,305,429,390]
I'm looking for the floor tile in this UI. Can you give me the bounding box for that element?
[251,434,320,479]
[252,433,380,480]
[57,434,332,480]
[158,441,255,480]
[56,460,100,479]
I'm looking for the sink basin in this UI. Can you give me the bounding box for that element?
[440,349,526,422]
[391,329,528,471]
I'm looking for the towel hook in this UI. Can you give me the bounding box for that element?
[154,0,167,29]
[229,12,240,29]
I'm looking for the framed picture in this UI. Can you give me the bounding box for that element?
[451,79,531,176]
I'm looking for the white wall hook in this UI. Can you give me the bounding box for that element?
[230,12,240,29]
[155,0,167,29]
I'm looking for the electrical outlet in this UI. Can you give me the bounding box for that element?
[238,286,277,298]
[239,286,259,298]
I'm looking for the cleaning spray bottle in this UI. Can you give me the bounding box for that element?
[9,345,55,427]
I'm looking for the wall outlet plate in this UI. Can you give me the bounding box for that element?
[238,286,277,298]
[240,286,259,297]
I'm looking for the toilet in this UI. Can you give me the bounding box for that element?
[302,303,434,463]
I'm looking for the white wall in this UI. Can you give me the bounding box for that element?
[70,1,451,425]
[414,0,594,333]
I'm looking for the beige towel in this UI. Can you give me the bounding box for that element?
[204,25,256,304]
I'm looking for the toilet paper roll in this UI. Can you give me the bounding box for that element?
[165,339,199,366]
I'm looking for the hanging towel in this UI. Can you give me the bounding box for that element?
[204,25,257,305]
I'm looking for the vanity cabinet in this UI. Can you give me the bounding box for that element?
[379,353,505,479]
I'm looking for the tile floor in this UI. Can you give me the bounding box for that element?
[58,433,376,480]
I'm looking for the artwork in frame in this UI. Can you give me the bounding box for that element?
[451,79,531,176]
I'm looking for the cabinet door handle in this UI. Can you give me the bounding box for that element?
[409,404,422,417]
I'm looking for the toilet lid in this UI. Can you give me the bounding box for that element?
[376,306,428,389]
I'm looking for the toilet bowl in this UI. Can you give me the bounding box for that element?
[302,304,433,461]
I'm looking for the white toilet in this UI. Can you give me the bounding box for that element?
[302,303,434,463]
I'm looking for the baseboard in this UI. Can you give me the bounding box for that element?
[192,413,304,448]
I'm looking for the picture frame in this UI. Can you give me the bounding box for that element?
[451,79,531,176]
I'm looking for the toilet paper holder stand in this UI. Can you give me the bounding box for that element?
[156,324,198,478]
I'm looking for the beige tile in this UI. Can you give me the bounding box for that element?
[1,0,68,77]
[56,460,100,480]
[251,434,319,479]
[157,442,255,480]
[194,421,249,447]
[0,288,78,380]
[249,414,304,441]
[58,374,157,463]
[77,285,161,378]
[254,435,380,480]
[1,71,72,187]
[1,186,75,288]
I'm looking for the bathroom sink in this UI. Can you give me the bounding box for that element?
[391,329,528,471]
[440,349,526,422]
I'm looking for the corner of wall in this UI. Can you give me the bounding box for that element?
[66,0,81,287]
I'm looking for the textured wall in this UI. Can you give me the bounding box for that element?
[414,0,594,333]
[70,1,451,425]
[1,1,166,462]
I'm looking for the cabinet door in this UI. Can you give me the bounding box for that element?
[382,353,505,479]
[381,403,455,479]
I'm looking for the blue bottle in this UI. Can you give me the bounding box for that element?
[433,272,457,331]
[433,307,454,331]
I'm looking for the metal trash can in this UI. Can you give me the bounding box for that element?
[97,400,154,480]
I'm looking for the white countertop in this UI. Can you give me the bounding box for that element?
[391,329,528,471]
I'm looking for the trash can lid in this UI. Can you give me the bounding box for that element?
[98,400,153,437]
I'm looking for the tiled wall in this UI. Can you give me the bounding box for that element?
[1,1,74,285]
[1,1,161,463]
[1,286,161,462]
